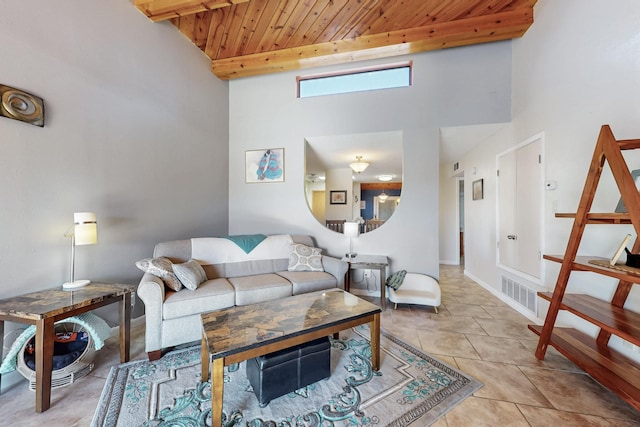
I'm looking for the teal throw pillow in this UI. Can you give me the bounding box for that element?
[386,270,407,290]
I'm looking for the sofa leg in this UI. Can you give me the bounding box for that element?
[434,306,438,314]
[148,350,162,361]
[394,303,398,310]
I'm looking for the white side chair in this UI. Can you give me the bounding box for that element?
[388,273,441,312]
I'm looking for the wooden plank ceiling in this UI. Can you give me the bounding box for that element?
[134,0,537,80]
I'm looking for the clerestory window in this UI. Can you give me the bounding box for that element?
[297,62,412,98]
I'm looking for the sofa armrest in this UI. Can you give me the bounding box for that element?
[321,255,348,290]
[137,273,166,353]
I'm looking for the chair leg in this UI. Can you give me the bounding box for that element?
[434,306,438,314]
[394,303,398,310]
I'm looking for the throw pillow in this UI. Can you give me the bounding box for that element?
[288,243,324,272]
[386,270,407,290]
[173,259,208,291]
[135,257,183,292]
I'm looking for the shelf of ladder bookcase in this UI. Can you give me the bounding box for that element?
[537,292,640,346]
[528,325,640,411]
[543,255,640,284]
[555,212,632,224]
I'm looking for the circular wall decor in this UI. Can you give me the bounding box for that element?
[0,84,45,127]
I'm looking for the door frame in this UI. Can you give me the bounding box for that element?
[456,176,464,265]
[495,132,546,284]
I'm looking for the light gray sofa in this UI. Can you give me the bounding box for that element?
[137,234,347,360]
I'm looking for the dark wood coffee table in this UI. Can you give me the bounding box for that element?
[201,290,381,427]
[0,283,133,412]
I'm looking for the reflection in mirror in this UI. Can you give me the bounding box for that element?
[374,195,400,220]
[305,131,403,233]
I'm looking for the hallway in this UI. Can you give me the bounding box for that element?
[381,265,640,426]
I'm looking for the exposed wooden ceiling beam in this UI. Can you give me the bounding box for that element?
[211,7,533,79]
[135,0,249,22]
[361,183,403,191]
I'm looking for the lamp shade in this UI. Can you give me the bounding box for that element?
[349,156,369,174]
[74,212,97,245]
[344,221,360,238]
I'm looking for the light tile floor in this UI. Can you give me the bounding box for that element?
[0,265,638,426]
[387,266,640,426]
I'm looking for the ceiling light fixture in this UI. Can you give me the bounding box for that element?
[349,156,369,174]
[378,175,393,182]
[378,191,389,202]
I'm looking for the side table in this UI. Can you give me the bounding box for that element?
[0,283,133,412]
[342,254,389,309]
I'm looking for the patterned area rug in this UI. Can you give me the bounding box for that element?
[92,326,482,426]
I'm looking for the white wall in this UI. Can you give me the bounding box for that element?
[439,167,463,265]
[0,2,229,316]
[229,42,513,281]
[447,0,640,355]
[325,168,353,221]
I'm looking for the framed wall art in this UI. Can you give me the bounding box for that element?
[245,148,284,183]
[472,179,484,201]
[330,190,347,204]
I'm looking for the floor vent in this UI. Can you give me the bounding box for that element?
[501,276,537,313]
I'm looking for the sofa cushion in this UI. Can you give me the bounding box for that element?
[152,239,191,263]
[288,244,324,272]
[192,234,294,279]
[173,259,207,290]
[277,271,337,295]
[135,257,183,292]
[217,259,290,279]
[192,234,293,265]
[163,278,235,320]
[229,273,293,306]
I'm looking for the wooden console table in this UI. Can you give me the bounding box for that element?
[0,283,133,412]
[342,254,389,309]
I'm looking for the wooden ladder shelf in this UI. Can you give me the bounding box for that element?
[529,125,640,411]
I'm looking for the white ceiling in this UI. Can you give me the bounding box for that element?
[304,124,507,183]
[305,131,403,183]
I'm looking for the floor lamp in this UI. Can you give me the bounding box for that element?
[344,221,359,259]
[63,212,98,290]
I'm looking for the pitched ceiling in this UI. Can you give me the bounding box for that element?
[134,0,537,80]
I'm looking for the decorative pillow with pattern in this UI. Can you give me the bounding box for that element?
[173,259,207,291]
[288,243,324,272]
[135,257,183,292]
[386,270,407,290]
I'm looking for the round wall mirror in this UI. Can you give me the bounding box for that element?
[305,131,403,234]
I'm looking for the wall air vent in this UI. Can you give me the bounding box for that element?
[501,276,537,314]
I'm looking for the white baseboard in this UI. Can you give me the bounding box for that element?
[348,287,381,297]
[464,269,544,324]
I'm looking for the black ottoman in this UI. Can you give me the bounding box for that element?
[246,336,331,407]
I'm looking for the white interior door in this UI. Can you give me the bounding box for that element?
[515,141,541,277]
[498,150,518,268]
[498,137,542,278]
[312,191,325,223]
